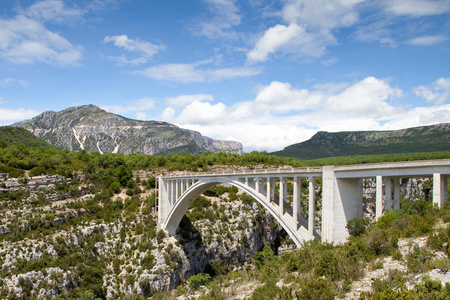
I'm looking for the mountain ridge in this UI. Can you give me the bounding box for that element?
[272,123,450,160]
[12,105,243,155]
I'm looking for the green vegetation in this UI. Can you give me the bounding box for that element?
[272,123,450,160]
[0,126,55,149]
[172,201,450,300]
[0,141,449,299]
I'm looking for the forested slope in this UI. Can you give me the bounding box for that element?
[272,123,450,160]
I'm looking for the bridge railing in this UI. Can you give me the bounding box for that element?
[158,166,323,178]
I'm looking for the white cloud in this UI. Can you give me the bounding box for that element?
[0,78,16,86]
[281,0,363,30]
[102,98,155,114]
[161,107,176,121]
[192,0,241,39]
[352,19,397,46]
[414,77,450,104]
[135,112,147,120]
[381,104,450,129]
[25,0,84,23]
[136,63,205,83]
[177,101,228,125]
[0,78,29,86]
[406,35,449,46]
[247,23,305,62]
[247,0,363,62]
[385,0,450,16]
[324,76,402,117]
[252,81,319,112]
[161,76,410,152]
[0,107,40,124]
[166,94,214,108]
[103,35,165,65]
[136,62,260,83]
[0,2,83,66]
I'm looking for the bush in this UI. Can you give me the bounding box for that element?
[188,273,211,289]
[251,281,280,300]
[142,254,155,270]
[346,217,368,237]
[296,277,335,300]
[314,250,338,279]
[253,242,278,268]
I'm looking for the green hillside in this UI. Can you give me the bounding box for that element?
[272,123,450,160]
[0,126,55,149]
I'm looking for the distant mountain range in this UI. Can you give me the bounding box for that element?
[271,123,450,160]
[12,105,243,155]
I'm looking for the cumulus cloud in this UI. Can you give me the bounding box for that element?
[414,77,450,104]
[162,76,410,152]
[102,98,155,114]
[177,101,228,125]
[0,1,83,66]
[103,35,165,65]
[247,0,363,63]
[247,23,305,62]
[166,94,214,108]
[136,62,260,83]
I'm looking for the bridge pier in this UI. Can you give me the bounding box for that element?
[433,173,448,208]
[322,166,363,244]
[308,176,315,238]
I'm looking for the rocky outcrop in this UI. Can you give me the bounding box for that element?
[12,105,243,155]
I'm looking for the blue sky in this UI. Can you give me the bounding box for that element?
[0,0,449,152]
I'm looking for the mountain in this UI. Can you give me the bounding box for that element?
[0,126,55,149]
[12,105,243,155]
[272,123,450,160]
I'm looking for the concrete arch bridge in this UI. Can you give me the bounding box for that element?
[157,160,450,247]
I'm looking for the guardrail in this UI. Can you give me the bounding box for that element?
[159,166,323,178]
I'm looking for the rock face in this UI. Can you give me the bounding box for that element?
[12,105,243,155]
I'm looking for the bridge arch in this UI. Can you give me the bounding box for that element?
[162,177,317,247]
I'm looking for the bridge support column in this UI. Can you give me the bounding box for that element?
[279,177,285,215]
[433,173,448,208]
[385,177,392,212]
[269,177,275,203]
[255,177,260,194]
[308,176,315,238]
[322,166,363,243]
[293,177,300,230]
[158,177,170,231]
[376,175,383,221]
[172,180,177,206]
[394,178,400,210]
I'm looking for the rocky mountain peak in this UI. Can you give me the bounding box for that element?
[13,105,243,155]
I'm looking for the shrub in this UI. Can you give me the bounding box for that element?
[142,253,155,270]
[296,277,335,300]
[346,217,368,237]
[251,281,280,300]
[314,250,339,279]
[253,242,278,268]
[188,273,211,289]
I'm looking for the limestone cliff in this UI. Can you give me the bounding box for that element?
[12,105,243,155]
